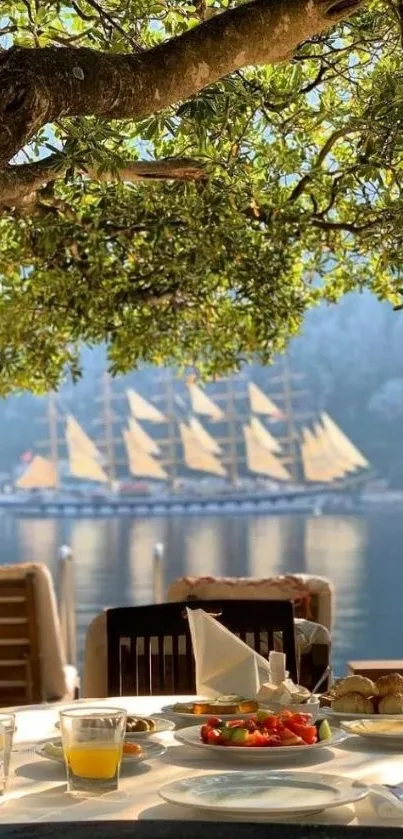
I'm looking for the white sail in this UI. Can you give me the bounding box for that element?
[248,382,283,419]
[300,427,335,483]
[321,412,369,469]
[65,416,102,460]
[250,416,282,453]
[243,424,291,481]
[123,429,168,480]
[126,389,166,423]
[189,416,222,455]
[65,416,109,483]
[187,383,224,421]
[68,452,109,483]
[314,421,355,476]
[16,456,58,489]
[301,425,353,483]
[179,423,227,476]
[128,417,160,455]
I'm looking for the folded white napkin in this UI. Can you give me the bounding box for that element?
[370,785,403,821]
[187,607,285,699]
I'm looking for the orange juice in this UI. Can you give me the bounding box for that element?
[66,744,122,780]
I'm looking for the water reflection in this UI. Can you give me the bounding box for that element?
[18,517,59,575]
[247,516,284,577]
[305,516,368,667]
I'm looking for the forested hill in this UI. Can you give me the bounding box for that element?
[0,291,402,486]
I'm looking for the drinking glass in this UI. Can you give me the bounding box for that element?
[59,707,127,796]
[0,713,15,794]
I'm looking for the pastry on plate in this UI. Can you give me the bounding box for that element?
[332,692,375,714]
[378,693,403,714]
[193,698,258,715]
[376,674,403,697]
[333,675,376,699]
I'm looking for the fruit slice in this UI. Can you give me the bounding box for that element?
[230,727,249,745]
[278,729,304,746]
[318,719,332,741]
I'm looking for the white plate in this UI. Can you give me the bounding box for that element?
[341,719,403,745]
[54,716,175,738]
[324,708,403,722]
[174,724,346,760]
[35,738,165,766]
[162,703,262,724]
[159,770,368,817]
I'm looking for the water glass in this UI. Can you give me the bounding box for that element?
[59,707,127,796]
[0,713,15,794]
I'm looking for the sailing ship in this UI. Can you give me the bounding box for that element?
[14,366,371,507]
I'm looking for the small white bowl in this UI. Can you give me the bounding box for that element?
[262,698,320,722]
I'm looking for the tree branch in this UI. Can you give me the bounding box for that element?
[0,0,364,165]
[311,216,380,233]
[289,126,359,201]
[0,154,207,208]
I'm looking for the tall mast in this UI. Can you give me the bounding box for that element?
[102,372,116,488]
[226,378,238,485]
[47,393,59,488]
[281,354,300,482]
[166,370,177,488]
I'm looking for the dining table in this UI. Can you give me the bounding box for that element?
[2,695,403,838]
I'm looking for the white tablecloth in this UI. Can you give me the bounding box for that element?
[1,696,403,827]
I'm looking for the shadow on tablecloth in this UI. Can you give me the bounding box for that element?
[138,801,357,825]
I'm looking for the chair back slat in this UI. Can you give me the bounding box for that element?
[0,573,42,706]
[106,600,297,697]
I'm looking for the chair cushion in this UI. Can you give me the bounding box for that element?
[166,574,333,630]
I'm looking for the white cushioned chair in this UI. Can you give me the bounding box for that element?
[0,563,78,706]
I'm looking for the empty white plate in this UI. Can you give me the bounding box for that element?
[160,770,368,817]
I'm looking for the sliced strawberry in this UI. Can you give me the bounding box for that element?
[261,715,280,730]
[288,722,317,744]
[200,724,209,743]
[207,728,223,746]
[291,713,313,725]
[279,729,304,746]
[267,734,282,747]
[206,717,222,728]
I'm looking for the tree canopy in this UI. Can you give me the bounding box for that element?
[0,0,402,393]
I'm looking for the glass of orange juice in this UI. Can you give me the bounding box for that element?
[59,707,127,796]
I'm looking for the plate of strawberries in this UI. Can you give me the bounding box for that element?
[174,710,346,760]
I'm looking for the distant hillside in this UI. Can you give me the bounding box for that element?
[1,291,401,485]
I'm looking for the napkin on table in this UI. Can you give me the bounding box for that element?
[370,785,403,821]
[186,607,286,699]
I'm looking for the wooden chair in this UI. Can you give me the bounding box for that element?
[106,599,297,696]
[0,573,42,706]
[0,563,78,707]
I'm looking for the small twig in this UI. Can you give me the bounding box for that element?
[83,0,144,52]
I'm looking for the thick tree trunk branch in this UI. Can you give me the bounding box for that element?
[0,0,364,165]
[0,154,207,208]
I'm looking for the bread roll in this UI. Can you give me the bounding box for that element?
[378,693,403,714]
[376,674,403,697]
[332,692,375,714]
[334,676,376,699]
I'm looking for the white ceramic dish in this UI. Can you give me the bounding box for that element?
[324,708,403,722]
[162,703,260,724]
[341,718,403,746]
[174,724,346,760]
[159,770,368,817]
[54,716,175,738]
[36,738,165,766]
